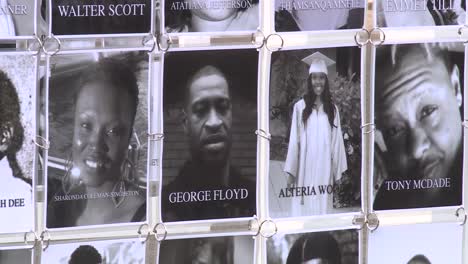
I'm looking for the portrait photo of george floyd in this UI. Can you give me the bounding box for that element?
[267,230,358,264]
[368,223,462,264]
[0,0,37,36]
[0,248,31,263]
[49,0,152,35]
[274,0,365,32]
[159,235,255,264]
[373,43,464,210]
[42,239,145,263]
[0,55,36,233]
[46,52,148,228]
[269,47,361,218]
[377,0,466,27]
[162,49,258,222]
[165,0,259,32]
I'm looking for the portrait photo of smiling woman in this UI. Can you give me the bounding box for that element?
[46,52,149,228]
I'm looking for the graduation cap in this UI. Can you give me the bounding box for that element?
[302,52,335,75]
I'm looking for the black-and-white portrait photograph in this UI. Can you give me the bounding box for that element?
[373,43,464,210]
[160,235,255,263]
[46,52,148,228]
[165,0,259,32]
[274,0,365,31]
[0,0,37,36]
[369,223,462,263]
[0,55,35,233]
[269,47,361,218]
[377,0,466,27]
[42,239,145,263]
[49,0,152,35]
[268,230,358,264]
[0,248,31,263]
[162,49,258,222]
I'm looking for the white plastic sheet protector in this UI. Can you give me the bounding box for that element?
[45,51,149,229]
[0,54,37,234]
[368,222,463,264]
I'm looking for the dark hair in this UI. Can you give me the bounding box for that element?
[302,73,336,128]
[76,57,140,122]
[165,0,260,32]
[286,232,341,264]
[69,245,102,264]
[407,254,431,264]
[0,70,25,179]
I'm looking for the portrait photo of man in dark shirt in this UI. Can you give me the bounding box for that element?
[162,49,258,222]
[373,43,463,210]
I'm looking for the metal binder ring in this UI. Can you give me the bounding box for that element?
[137,223,151,244]
[250,216,261,237]
[360,123,375,134]
[259,219,278,238]
[251,28,265,50]
[352,212,366,230]
[42,35,61,56]
[366,213,380,232]
[354,28,370,48]
[40,230,51,251]
[153,223,168,242]
[142,33,158,53]
[148,133,164,141]
[34,136,50,150]
[255,129,271,141]
[158,33,172,53]
[23,231,39,249]
[455,207,467,226]
[369,28,385,46]
[28,34,43,55]
[265,34,284,52]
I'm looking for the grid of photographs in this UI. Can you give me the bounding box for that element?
[0,0,467,263]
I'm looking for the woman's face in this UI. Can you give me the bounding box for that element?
[72,82,134,187]
[309,73,327,96]
[189,0,237,22]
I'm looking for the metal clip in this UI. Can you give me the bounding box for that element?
[255,129,271,141]
[153,223,168,242]
[137,223,151,244]
[265,33,284,52]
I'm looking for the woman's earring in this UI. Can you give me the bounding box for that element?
[62,156,76,195]
[112,158,132,208]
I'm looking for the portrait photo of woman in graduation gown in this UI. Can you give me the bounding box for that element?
[284,52,348,216]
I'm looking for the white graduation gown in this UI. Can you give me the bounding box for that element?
[284,99,347,216]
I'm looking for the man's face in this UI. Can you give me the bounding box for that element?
[309,72,327,96]
[377,51,462,181]
[185,66,232,164]
[72,82,134,187]
[188,0,237,22]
